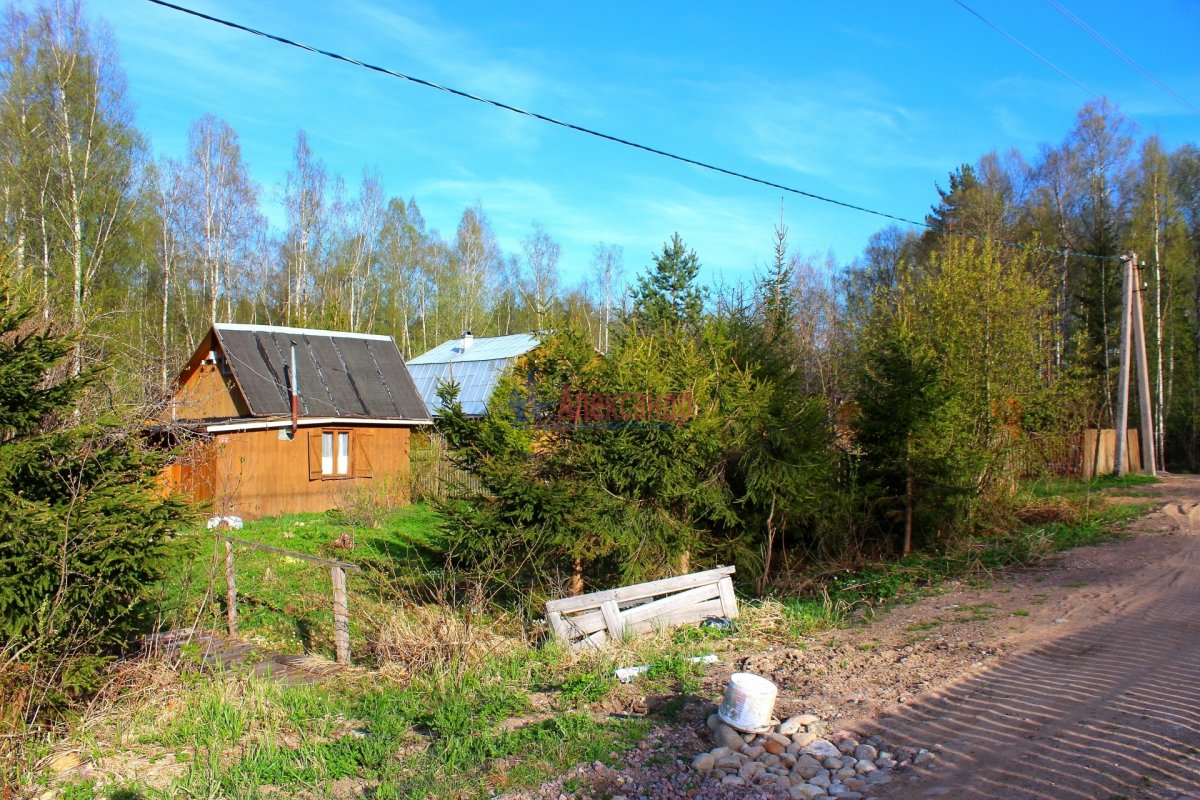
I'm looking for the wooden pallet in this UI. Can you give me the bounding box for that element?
[545,566,738,648]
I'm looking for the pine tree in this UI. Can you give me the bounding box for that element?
[629,233,705,332]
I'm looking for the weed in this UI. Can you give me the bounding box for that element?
[1013,610,1030,617]
[907,620,941,632]
[559,670,615,707]
[1067,581,1088,589]
[645,654,704,694]
[60,781,97,800]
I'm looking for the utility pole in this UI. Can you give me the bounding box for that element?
[1113,251,1157,477]
[1113,254,1133,476]
[1131,258,1157,476]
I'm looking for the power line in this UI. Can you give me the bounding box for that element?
[143,0,1119,262]
[951,0,1109,107]
[1045,0,1200,117]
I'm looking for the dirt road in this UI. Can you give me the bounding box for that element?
[849,474,1200,800]
[519,475,1200,800]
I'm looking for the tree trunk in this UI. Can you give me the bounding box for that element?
[903,472,913,557]
[570,557,583,597]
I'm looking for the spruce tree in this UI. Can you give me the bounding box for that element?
[0,299,188,708]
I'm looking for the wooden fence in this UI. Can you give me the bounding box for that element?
[1081,428,1142,479]
[409,433,484,499]
[545,566,738,649]
[220,535,360,665]
[1012,432,1084,479]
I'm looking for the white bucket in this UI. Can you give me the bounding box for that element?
[717,672,779,733]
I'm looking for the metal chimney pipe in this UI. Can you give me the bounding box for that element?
[290,341,299,437]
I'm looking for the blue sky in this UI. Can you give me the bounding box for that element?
[103,0,1198,287]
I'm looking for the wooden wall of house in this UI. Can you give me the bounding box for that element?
[165,425,413,519]
[168,331,250,421]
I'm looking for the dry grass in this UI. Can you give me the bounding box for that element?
[367,602,529,680]
[1013,495,1080,525]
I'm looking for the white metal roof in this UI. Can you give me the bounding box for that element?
[406,333,539,416]
[407,333,539,365]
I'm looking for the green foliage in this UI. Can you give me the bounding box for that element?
[558,670,616,706]
[629,232,706,333]
[436,323,746,594]
[0,299,190,712]
[854,318,965,551]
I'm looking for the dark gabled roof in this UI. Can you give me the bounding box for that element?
[211,323,430,421]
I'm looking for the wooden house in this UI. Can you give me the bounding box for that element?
[159,323,432,518]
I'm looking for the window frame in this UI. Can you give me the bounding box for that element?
[309,427,355,480]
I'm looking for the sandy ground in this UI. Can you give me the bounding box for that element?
[845,474,1200,800]
[729,473,1200,800]
[528,474,1200,800]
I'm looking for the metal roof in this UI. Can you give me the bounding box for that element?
[211,323,431,422]
[407,333,539,365]
[406,333,540,416]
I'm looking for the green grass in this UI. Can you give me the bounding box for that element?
[143,656,649,800]
[157,504,444,656]
[38,474,1158,800]
[1027,473,1159,500]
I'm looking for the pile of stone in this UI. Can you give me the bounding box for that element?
[691,713,935,800]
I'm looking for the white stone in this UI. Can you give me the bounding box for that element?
[801,739,842,759]
[790,784,828,800]
[779,714,820,735]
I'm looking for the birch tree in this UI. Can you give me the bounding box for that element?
[176,114,262,327]
[282,130,326,326]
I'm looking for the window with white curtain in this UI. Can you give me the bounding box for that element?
[321,431,334,475]
[336,431,349,475]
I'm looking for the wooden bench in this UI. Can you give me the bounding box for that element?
[545,566,738,648]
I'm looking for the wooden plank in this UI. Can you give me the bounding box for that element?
[546,610,568,642]
[331,565,350,665]
[600,599,626,642]
[560,607,608,637]
[621,583,720,627]
[717,576,739,619]
[578,628,608,649]
[546,565,735,614]
[223,536,360,571]
[224,539,237,637]
[627,598,725,636]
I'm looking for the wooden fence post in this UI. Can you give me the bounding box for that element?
[331,565,350,665]
[224,539,237,637]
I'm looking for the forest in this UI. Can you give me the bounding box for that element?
[1,0,1197,576]
[0,0,1195,459]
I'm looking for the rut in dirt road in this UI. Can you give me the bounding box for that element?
[870,491,1200,800]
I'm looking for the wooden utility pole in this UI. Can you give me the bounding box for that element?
[1114,251,1157,477]
[1114,254,1134,476]
[1131,258,1157,476]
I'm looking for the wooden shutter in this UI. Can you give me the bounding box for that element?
[352,431,374,478]
[308,430,323,480]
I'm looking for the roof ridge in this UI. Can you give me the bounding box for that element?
[214,322,393,342]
